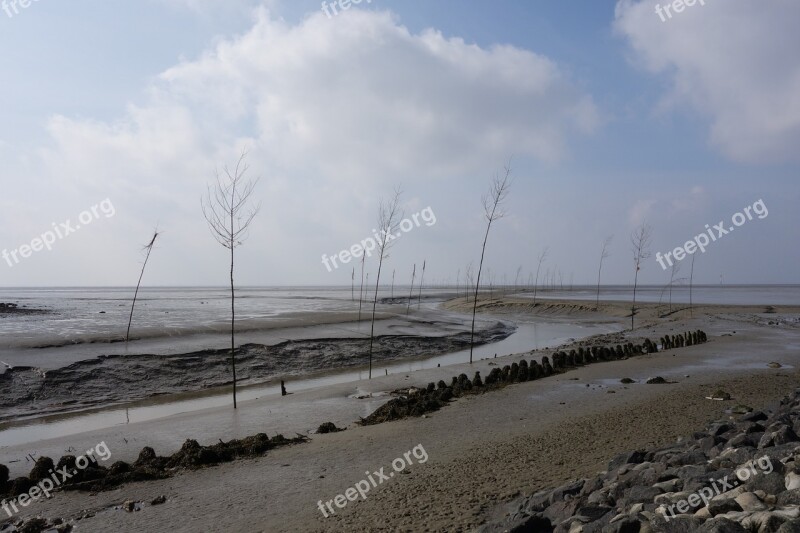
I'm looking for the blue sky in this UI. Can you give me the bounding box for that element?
[0,0,797,287]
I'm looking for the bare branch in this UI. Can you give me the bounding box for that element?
[200,151,260,409]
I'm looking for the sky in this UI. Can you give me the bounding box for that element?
[0,0,797,288]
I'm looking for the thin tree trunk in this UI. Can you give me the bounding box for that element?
[596,262,602,308]
[469,222,492,364]
[126,233,157,345]
[358,255,365,322]
[230,224,237,409]
[631,269,639,331]
[417,260,426,308]
[690,253,695,317]
[406,264,415,315]
[368,260,383,379]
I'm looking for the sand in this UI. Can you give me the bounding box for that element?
[1,298,799,532]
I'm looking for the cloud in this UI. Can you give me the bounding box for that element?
[670,185,705,213]
[4,7,598,285]
[614,0,800,163]
[628,198,655,227]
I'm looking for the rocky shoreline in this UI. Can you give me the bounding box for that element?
[359,330,707,425]
[481,388,800,532]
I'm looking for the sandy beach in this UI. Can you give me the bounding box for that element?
[1,298,798,532]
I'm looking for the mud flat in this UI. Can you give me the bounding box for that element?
[0,299,798,532]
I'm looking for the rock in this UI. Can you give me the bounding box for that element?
[108,460,131,475]
[575,504,613,522]
[28,456,54,483]
[696,517,748,532]
[777,489,800,506]
[741,511,788,532]
[647,377,668,385]
[10,477,32,496]
[542,498,580,523]
[709,389,732,401]
[609,451,647,472]
[621,378,636,384]
[667,450,707,467]
[122,500,137,512]
[759,426,800,448]
[778,519,800,532]
[735,491,767,512]
[550,479,585,503]
[135,447,158,466]
[653,479,682,493]
[151,495,167,505]
[606,518,642,532]
[316,422,344,434]
[742,411,769,423]
[707,498,743,516]
[786,472,800,490]
[18,518,49,533]
[745,471,788,495]
[624,485,661,505]
[649,514,705,531]
[769,362,783,368]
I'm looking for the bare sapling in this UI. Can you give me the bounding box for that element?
[630,223,652,331]
[368,190,402,378]
[201,151,260,409]
[596,236,612,308]
[125,229,159,345]
[469,162,512,364]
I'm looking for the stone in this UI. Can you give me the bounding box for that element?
[741,511,788,532]
[695,517,748,532]
[28,456,54,483]
[778,519,800,533]
[609,451,647,472]
[707,498,743,516]
[735,492,767,512]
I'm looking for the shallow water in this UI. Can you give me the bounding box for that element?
[0,319,618,448]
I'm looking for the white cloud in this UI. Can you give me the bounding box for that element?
[615,0,800,163]
[2,7,598,285]
[670,185,705,213]
[629,198,655,227]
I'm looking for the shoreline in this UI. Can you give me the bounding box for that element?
[0,308,517,424]
[0,298,798,531]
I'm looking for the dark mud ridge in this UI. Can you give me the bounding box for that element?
[0,303,49,316]
[358,330,707,426]
[0,322,514,422]
[0,433,308,532]
[481,386,800,533]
